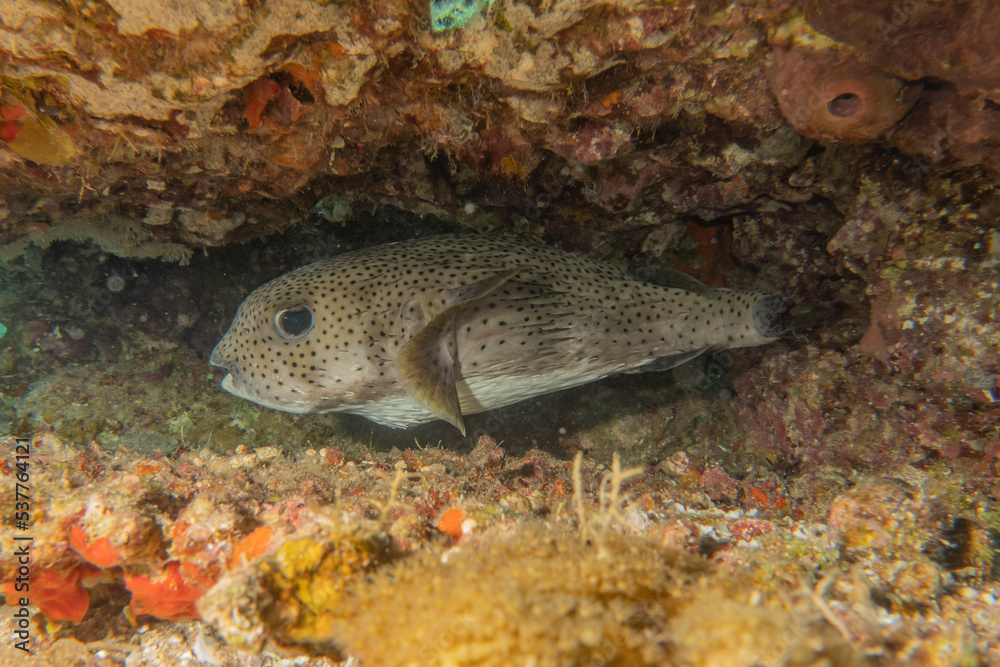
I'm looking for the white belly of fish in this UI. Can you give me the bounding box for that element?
[336,363,628,429]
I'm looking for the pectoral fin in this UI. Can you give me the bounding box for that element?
[398,310,466,434]
[628,346,710,374]
[397,267,520,434]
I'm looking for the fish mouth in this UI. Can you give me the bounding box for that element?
[209,346,228,369]
[220,373,237,393]
[218,371,313,415]
[753,293,791,338]
[218,372,252,402]
[210,346,239,396]
[218,371,260,404]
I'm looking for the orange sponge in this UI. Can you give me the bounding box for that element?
[124,561,206,620]
[69,525,123,568]
[2,564,99,622]
[437,508,465,540]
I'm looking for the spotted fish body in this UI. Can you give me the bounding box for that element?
[211,235,785,433]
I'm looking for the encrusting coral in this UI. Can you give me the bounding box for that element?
[4,0,1000,262]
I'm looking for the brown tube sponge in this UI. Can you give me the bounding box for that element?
[767,47,922,143]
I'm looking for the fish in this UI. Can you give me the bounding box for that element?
[210,234,786,434]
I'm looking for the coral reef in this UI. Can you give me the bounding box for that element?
[2,430,996,664]
[0,1,998,665]
[2,0,998,262]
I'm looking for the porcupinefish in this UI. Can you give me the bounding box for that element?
[210,234,785,434]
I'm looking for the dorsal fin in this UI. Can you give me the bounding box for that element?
[445,268,522,305]
[397,267,520,434]
[636,266,713,296]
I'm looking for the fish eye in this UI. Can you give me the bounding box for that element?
[273,305,313,339]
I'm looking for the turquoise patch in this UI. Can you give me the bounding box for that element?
[431,0,495,33]
[0,323,5,340]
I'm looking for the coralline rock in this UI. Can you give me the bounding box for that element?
[828,170,1000,455]
[548,121,635,164]
[0,429,996,663]
[804,0,1000,101]
[828,475,950,609]
[198,531,389,655]
[886,86,1000,173]
[106,0,245,36]
[0,1,769,257]
[467,433,506,471]
[828,476,946,559]
[803,1,1000,171]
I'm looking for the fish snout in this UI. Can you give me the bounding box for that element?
[209,342,239,397]
[209,340,233,369]
[752,293,791,339]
